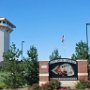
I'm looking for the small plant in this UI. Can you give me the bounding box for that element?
[81,80,90,88]
[0,83,9,89]
[31,84,41,90]
[76,81,86,89]
[42,82,53,90]
[76,80,90,89]
[49,80,61,89]
[41,80,61,90]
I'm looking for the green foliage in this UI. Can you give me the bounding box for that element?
[41,80,61,90]
[0,44,39,88]
[3,43,25,88]
[71,54,76,60]
[49,49,61,60]
[0,72,10,89]
[76,80,90,89]
[24,46,39,85]
[0,72,9,83]
[76,81,86,89]
[49,80,61,89]
[3,43,21,71]
[71,41,90,61]
[0,82,9,89]
[89,64,90,80]
[27,46,38,61]
[31,84,41,90]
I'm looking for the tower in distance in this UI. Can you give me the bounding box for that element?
[0,17,16,61]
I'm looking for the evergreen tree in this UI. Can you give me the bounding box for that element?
[24,46,39,85]
[3,43,25,88]
[49,49,61,60]
[71,41,90,62]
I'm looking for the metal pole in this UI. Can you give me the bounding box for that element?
[21,41,24,60]
[86,23,90,59]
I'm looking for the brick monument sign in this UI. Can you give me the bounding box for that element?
[39,58,88,87]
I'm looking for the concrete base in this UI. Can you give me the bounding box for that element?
[39,81,78,88]
[61,81,78,88]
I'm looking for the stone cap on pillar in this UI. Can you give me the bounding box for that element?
[76,59,88,61]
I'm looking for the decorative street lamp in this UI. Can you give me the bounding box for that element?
[86,23,90,59]
[21,41,25,60]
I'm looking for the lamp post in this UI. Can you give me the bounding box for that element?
[86,23,90,59]
[21,41,24,60]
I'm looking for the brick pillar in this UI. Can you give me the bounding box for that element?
[77,59,88,81]
[39,61,49,86]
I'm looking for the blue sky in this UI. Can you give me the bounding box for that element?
[0,0,90,60]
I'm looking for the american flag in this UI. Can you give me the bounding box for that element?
[61,35,64,43]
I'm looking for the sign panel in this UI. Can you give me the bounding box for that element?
[49,58,78,81]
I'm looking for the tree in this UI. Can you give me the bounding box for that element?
[49,49,61,60]
[3,43,25,88]
[24,46,39,85]
[71,41,90,62]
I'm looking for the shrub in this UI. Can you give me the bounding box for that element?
[88,65,90,80]
[81,80,90,88]
[41,80,61,90]
[0,83,9,89]
[31,84,41,90]
[76,81,86,89]
[49,80,61,89]
[41,82,53,90]
[76,80,90,89]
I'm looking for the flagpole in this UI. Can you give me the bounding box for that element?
[61,35,66,58]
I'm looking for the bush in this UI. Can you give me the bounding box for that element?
[42,83,53,90]
[31,80,61,90]
[76,80,90,89]
[82,80,90,88]
[41,80,61,90]
[0,83,9,89]
[88,65,90,80]
[49,80,61,89]
[31,84,41,90]
[76,81,86,89]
